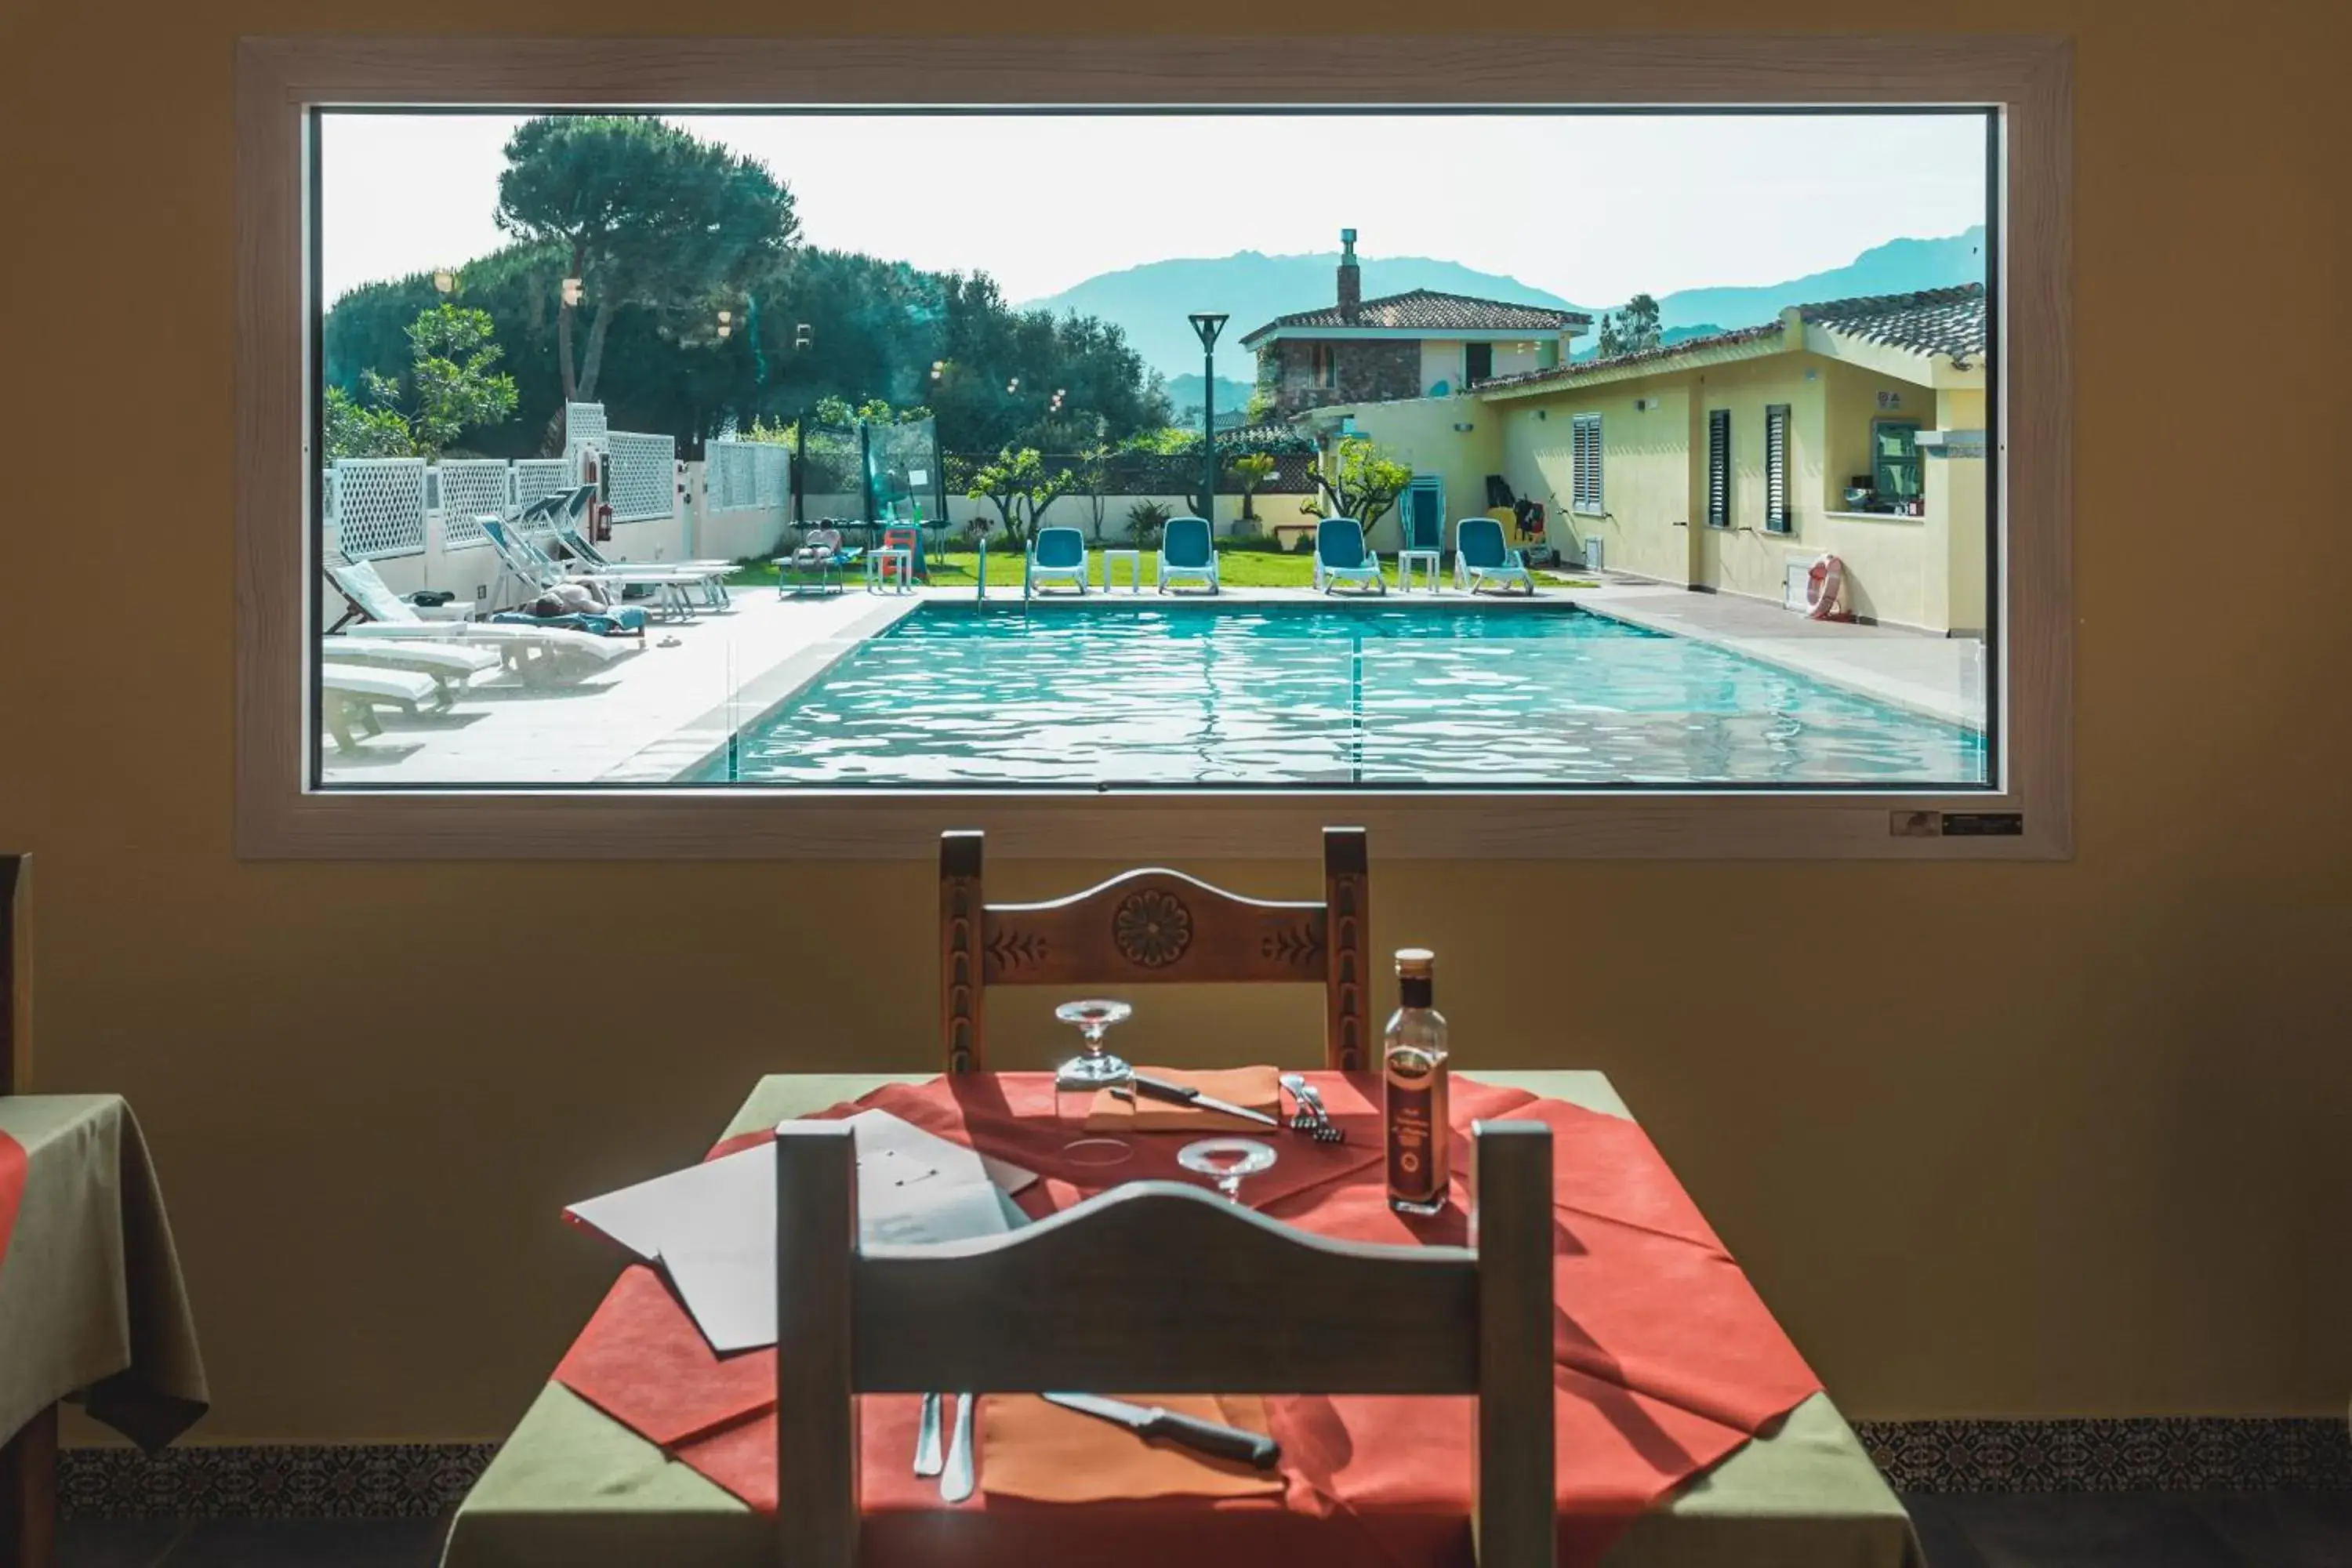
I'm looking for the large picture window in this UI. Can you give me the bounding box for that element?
[237,37,2071,858]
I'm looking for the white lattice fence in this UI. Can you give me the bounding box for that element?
[706,439,760,511]
[607,430,676,523]
[435,459,513,547]
[328,458,429,560]
[754,444,789,510]
[564,401,608,449]
[513,459,572,505]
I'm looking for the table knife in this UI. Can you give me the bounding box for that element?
[1042,1392,1281,1468]
[1125,1073,1282,1130]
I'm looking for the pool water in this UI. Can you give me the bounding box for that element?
[715,602,1986,787]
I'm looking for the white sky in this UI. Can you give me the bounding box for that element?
[320,111,1987,309]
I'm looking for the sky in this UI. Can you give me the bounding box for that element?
[320,111,1987,310]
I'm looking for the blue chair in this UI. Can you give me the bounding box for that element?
[1025,525,1089,597]
[1454,516,1537,595]
[1312,517,1385,594]
[1157,516,1219,594]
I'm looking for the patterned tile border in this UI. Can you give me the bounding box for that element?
[59,1419,2352,1518]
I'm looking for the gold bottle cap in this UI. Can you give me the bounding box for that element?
[1394,948,1435,978]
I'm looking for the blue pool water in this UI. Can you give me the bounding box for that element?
[715,602,1986,787]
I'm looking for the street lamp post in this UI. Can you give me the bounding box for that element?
[1189,312,1229,529]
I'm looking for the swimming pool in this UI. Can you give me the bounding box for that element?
[712,602,1986,787]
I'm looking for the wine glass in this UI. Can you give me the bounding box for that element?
[1178,1138,1277,1205]
[1054,998,1134,1163]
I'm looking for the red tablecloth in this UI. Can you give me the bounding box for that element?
[0,1129,25,1276]
[554,1074,1820,1567]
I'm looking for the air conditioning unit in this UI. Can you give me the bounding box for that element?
[1581,535,1604,571]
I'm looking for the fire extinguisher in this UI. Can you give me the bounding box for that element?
[591,498,614,543]
[579,445,613,541]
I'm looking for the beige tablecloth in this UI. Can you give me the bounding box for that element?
[442,1072,1920,1568]
[0,1095,208,1450]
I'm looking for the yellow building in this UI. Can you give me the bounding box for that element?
[1310,285,1990,637]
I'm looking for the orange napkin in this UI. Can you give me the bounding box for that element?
[1083,1065,1283,1133]
[979,1393,1284,1502]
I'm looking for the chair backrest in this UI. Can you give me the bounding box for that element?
[1457,516,1507,568]
[326,560,423,626]
[1033,526,1085,568]
[881,524,920,551]
[2,855,26,1095]
[1163,515,1212,566]
[481,519,557,586]
[772,1118,1555,1568]
[556,524,612,566]
[939,828,1370,1074]
[1317,517,1368,568]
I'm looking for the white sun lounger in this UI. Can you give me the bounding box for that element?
[328,559,634,684]
[320,635,500,705]
[483,516,706,622]
[319,663,440,753]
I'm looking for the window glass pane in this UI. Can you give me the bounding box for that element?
[313,109,1992,791]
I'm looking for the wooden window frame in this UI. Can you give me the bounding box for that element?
[236,34,2072,862]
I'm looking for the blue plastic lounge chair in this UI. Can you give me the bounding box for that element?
[1454,516,1537,595]
[1026,526,1089,596]
[1157,516,1219,594]
[1313,517,1385,594]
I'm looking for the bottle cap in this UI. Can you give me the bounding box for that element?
[1394,948,1435,978]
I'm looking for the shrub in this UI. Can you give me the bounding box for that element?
[1125,499,1173,550]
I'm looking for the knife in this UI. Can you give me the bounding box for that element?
[1042,1392,1282,1468]
[1124,1073,1283,1130]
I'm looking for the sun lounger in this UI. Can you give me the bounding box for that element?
[1157,516,1220,594]
[318,663,439,753]
[481,517,705,622]
[320,635,499,705]
[552,521,734,608]
[1313,517,1386,594]
[775,527,858,595]
[1454,516,1537,595]
[1026,526,1089,597]
[325,558,635,684]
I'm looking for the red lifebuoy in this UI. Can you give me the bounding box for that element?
[1804,554,1846,620]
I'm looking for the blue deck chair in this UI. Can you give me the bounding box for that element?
[1454,516,1537,595]
[1026,525,1089,597]
[1157,515,1219,594]
[1313,517,1385,594]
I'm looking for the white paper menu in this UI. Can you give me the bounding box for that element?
[565,1110,1034,1354]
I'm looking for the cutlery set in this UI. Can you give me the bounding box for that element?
[914,1392,980,1501]
[1110,1073,1344,1145]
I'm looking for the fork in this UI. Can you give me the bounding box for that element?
[1279,1073,1345,1143]
[913,1392,943,1478]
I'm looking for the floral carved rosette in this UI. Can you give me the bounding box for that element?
[1112,887,1192,967]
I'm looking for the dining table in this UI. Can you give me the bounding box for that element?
[440,1070,1922,1568]
[0,1095,209,1565]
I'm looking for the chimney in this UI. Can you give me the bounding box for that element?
[1337,227,1360,321]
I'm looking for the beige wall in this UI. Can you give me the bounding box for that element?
[1933,387,1991,635]
[4,2,2350,1446]
[1501,381,1700,584]
[1320,396,1504,551]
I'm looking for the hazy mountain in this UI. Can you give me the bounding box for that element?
[1019,254,1579,381]
[1020,227,1986,379]
[1163,372,1258,426]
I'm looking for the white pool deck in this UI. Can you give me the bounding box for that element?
[317,572,1987,786]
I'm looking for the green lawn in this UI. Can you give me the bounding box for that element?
[735,546,1594,593]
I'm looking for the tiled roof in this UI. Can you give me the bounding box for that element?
[1239,289,1589,346]
[1801,284,1987,365]
[1475,323,1783,393]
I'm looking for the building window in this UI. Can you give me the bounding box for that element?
[1764,404,1792,534]
[1464,342,1493,387]
[1872,419,1922,507]
[1308,344,1338,389]
[1706,408,1733,529]
[1570,412,1604,514]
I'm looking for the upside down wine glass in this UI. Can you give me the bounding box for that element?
[1054,998,1135,1164]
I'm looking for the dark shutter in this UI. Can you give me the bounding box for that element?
[1571,412,1603,513]
[1707,408,1731,529]
[1764,404,1791,533]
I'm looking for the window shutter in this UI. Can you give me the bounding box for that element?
[1764,404,1791,533]
[1571,412,1603,513]
[1707,408,1731,529]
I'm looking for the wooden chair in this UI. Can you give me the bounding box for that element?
[0,854,53,1568]
[938,827,1371,1074]
[772,1118,1556,1568]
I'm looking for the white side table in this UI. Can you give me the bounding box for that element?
[1397,548,1443,593]
[866,546,913,593]
[1100,548,1148,593]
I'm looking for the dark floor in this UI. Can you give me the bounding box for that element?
[56,1494,2352,1566]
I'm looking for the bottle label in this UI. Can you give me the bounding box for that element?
[1386,1056,1446,1204]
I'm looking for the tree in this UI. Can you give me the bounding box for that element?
[1308,437,1414,533]
[403,304,520,456]
[1597,292,1663,358]
[965,447,1076,547]
[324,377,417,459]
[495,117,800,412]
[1230,452,1277,522]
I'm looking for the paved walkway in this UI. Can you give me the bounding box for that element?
[318,570,1984,785]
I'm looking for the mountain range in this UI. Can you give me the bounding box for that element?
[1018,227,1987,381]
